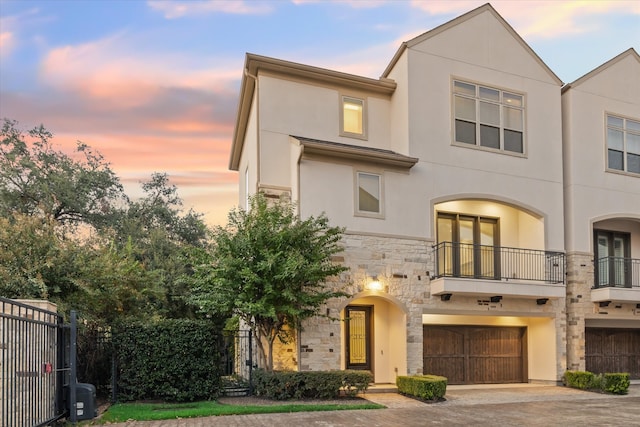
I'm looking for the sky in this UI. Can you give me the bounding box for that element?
[1,1,639,226]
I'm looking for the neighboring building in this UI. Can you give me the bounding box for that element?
[562,48,640,379]
[229,3,639,384]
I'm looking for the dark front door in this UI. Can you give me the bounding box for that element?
[423,325,526,384]
[345,306,372,372]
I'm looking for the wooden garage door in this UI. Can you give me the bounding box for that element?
[586,328,640,379]
[423,326,527,384]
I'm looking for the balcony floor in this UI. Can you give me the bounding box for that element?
[431,277,566,300]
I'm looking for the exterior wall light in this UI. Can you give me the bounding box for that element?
[367,276,383,291]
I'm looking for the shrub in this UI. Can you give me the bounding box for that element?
[253,369,372,400]
[113,319,223,402]
[563,371,595,390]
[563,370,630,395]
[602,373,630,395]
[396,375,447,401]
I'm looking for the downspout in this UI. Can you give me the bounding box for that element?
[244,67,261,193]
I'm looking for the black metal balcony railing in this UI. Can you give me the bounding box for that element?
[433,242,565,284]
[595,256,640,289]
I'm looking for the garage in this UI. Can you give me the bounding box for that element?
[586,328,640,379]
[423,325,527,384]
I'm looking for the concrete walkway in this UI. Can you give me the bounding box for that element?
[103,384,640,426]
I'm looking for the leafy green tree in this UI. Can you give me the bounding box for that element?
[0,213,157,322]
[0,119,124,231]
[0,119,210,321]
[111,173,210,318]
[189,193,349,370]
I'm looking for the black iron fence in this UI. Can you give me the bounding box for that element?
[220,330,254,396]
[433,242,565,284]
[595,256,640,288]
[1,298,68,427]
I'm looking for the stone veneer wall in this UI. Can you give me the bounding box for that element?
[294,232,568,381]
[565,252,593,372]
[299,232,432,375]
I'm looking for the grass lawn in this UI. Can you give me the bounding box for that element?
[100,400,385,422]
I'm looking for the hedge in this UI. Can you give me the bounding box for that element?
[113,319,223,402]
[563,370,630,395]
[253,369,372,400]
[396,375,447,402]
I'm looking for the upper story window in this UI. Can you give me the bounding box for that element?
[453,80,524,154]
[606,114,640,175]
[355,171,383,218]
[341,96,367,139]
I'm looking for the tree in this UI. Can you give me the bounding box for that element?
[0,119,211,320]
[189,193,349,370]
[110,173,210,318]
[0,213,158,323]
[0,119,125,231]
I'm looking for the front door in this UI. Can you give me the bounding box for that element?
[595,230,631,287]
[345,305,372,372]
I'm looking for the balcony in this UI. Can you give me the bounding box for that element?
[591,256,640,304]
[430,242,566,300]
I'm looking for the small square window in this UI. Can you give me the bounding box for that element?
[341,96,366,138]
[356,171,383,217]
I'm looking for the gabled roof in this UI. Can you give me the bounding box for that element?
[381,3,562,85]
[561,48,640,93]
[292,136,419,169]
[229,54,396,171]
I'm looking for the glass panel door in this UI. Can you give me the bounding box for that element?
[346,306,372,371]
[613,236,626,286]
[597,233,610,286]
[479,220,496,278]
[437,216,454,276]
[459,218,475,277]
[595,231,630,288]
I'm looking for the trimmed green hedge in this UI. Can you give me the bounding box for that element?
[563,370,630,395]
[396,375,447,401]
[253,369,372,400]
[113,319,223,402]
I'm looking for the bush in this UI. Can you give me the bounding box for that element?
[563,371,595,389]
[602,373,630,395]
[563,370,630,395]
[113,319,223,402]
[396,375,447,401]
[253,369,372,400]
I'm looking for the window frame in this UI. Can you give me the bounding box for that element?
[605,113,640,176]
[340,95,368,140]
[354,170,384,219]
[452,78,526,156]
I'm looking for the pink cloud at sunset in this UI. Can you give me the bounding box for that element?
[2,0,637,227]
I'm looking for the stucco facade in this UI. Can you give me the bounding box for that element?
[229,4,640,384]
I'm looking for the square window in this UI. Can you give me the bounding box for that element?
[452,79,525,155]
[357,172,381,215]
[455,120,476,145]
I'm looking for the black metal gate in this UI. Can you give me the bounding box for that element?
[220,330,253,396]
[1,298,68,427]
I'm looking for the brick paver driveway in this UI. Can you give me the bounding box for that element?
[104,384,640,427]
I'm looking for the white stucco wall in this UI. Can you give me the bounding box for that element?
[562,53,640,253]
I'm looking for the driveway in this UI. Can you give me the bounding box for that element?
[104,384,640,426]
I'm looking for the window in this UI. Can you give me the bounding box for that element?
[341,96,366,138]
[453,80,524,154]
[436,213,499,279]
[607,114,640,175]
[595,230,631,287]
[356,171,382,217]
